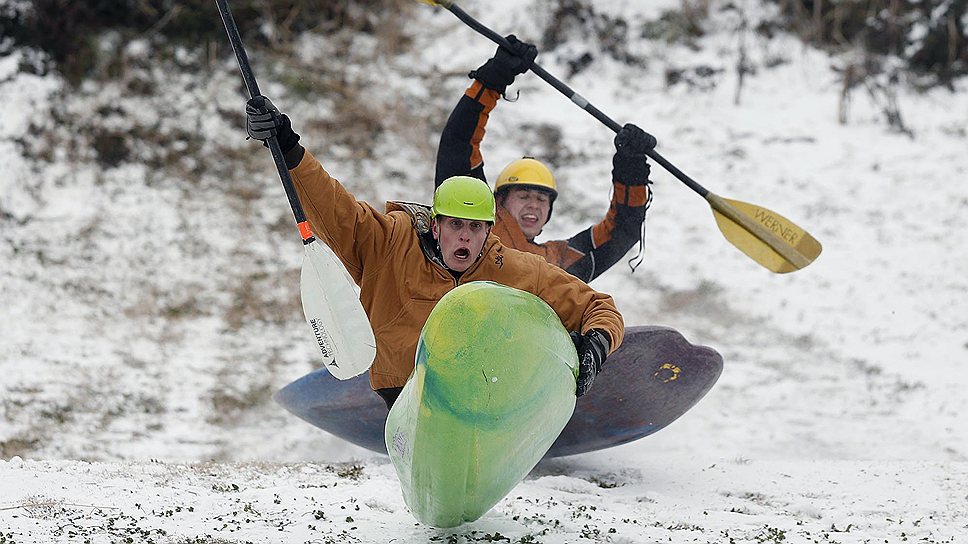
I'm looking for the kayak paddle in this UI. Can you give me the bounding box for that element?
[216,0,376,378]
[417,0,822,273]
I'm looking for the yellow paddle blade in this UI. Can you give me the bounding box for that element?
[706,194,822,273]
[415,0,448,6]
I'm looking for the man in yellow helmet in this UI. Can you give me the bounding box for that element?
[435,36,654,283]
[245,96,624,408]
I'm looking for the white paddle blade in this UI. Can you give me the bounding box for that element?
[300,241,376,380]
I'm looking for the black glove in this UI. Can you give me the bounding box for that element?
[571,329,610,398]
[468,34,538,94]
[612,124,653,186]
[614,123,655,156]
[245,96,300,154]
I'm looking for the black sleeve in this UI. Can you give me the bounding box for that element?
[434,95,487,189]
[565,200,648,282]
[561,240,596,283]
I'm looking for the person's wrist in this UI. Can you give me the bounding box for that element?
[283,145,305,169]
[591,329,610,351]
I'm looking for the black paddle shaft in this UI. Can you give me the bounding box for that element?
[444,2,711,199]
[215,0,314,241]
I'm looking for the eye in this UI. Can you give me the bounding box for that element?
[470,221,484,231]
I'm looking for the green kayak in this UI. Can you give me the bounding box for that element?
[386,281,578,527]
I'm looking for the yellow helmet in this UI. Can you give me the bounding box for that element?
[494,157,558,198]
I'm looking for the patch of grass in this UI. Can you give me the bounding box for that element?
[211,482,241,493]
[175,538,253,544]
[755,525,787,543]
[569,503,598,521]
[0,435,41,459]
[5,497,168,542]
[223,270,300,332]
[641,4,708,46]
[331,463,365,481]
[587,476,621,489]
[207,383,273,426]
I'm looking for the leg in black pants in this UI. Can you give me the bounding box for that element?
[375,387,403,410]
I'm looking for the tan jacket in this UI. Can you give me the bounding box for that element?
[290,149,625,390]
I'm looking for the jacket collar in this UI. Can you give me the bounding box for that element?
[385,200,440,265]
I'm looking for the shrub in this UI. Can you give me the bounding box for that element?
[771,0,967,86]
[0,0,410,84]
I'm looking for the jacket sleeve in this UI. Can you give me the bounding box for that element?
[434,80,502,188]
[288,148,398,283]
[562,181,651,282]
[535,260,625,354]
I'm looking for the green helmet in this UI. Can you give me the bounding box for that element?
[432,176,496,222]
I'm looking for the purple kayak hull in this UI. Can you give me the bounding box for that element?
[273,325,722,457]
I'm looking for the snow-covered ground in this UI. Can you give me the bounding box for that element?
[2,1,966,542]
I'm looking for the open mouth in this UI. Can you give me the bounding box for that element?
[454,247,471,260]
[520,213,539,225]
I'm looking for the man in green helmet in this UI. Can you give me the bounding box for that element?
[245,96,625,408]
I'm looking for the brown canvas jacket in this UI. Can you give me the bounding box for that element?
[289,149,625,390]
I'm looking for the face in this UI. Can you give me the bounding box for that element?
[432,216,491,272]
[500,187,551,240]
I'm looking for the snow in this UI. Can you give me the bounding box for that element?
[2,458,964,542]
[2,1,967,542]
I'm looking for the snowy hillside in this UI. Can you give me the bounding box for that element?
[2,0,967,542]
